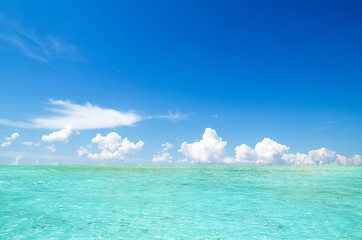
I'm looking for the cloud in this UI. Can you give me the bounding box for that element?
[5,132,19,141]
[178,128,227,164]
[0,100,192,130]
[22,141,40,146]
[9,155,22,165]
[153,112,190,122]
[0,15,79,62]
[282,148,362,165]
[178,128,361,165]
[225,139,361,165]
[153,152,172,163]
[46,145,56,153]
[78,132,144,160]
[42,124,79,143]
[0,99,143,130]
[224,138,289,165]
[1,141,11,147]
[161,142,173,152]
[22,141,34,146]
[153,142,174,163]
[1,132,19,147]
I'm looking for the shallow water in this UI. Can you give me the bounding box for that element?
[0,165,361,239]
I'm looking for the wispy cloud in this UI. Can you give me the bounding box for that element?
[0,15,79,62]
[0,99,143,130]
[0,99,190,130]
[152,111,191,122]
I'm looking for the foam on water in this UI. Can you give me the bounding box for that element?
[0,166,361,239]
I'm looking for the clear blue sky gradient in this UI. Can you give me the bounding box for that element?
[0,0,361,164]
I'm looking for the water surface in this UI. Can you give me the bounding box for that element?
[0,166,361,239]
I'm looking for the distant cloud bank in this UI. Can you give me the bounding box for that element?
[179,128,362,165]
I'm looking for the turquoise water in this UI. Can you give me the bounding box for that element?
[0,166,361,239]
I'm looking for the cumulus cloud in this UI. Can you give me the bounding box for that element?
[178,128,227,164]
[153,142,174,163]
[0,100,143,130]
[47,145,56,153]
[42,124,79,143]
[153,152,172,163]
[224,138,289,165]
[1,132,19,147]
[178,128,361,165]
[225,139,361,165]
[282,148,362,165]
[78,132,144,160]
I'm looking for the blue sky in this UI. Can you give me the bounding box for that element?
[0,0,361,165]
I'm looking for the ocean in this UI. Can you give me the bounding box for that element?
[0,165,361,239]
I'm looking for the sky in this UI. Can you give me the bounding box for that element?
[0,0,361,165]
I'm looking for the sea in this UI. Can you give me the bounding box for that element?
[0,165,361,239]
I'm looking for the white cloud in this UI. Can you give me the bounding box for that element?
[153,152,172,163]
[177,128,360,165]
[161,142,173,152]
[153,112,190,122]
[0,100,143,130]
[224,138,360,165]
[78,132,144,160]
[178,128,227,164]
[33,100,143,130]
[46,145,56,153]
[281,152,314,165]
[153,142,174,163]
[1,132,19,147]
[0,100,192,130]
[282,148,362,165]
[22,141,40,146]
[9,155,22,165]
[42,124,79,143]
[5,132,19,141]
[1,141,12,147]
[343,155,362,165]
[34,160,39,165]
[225,138,289,165]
